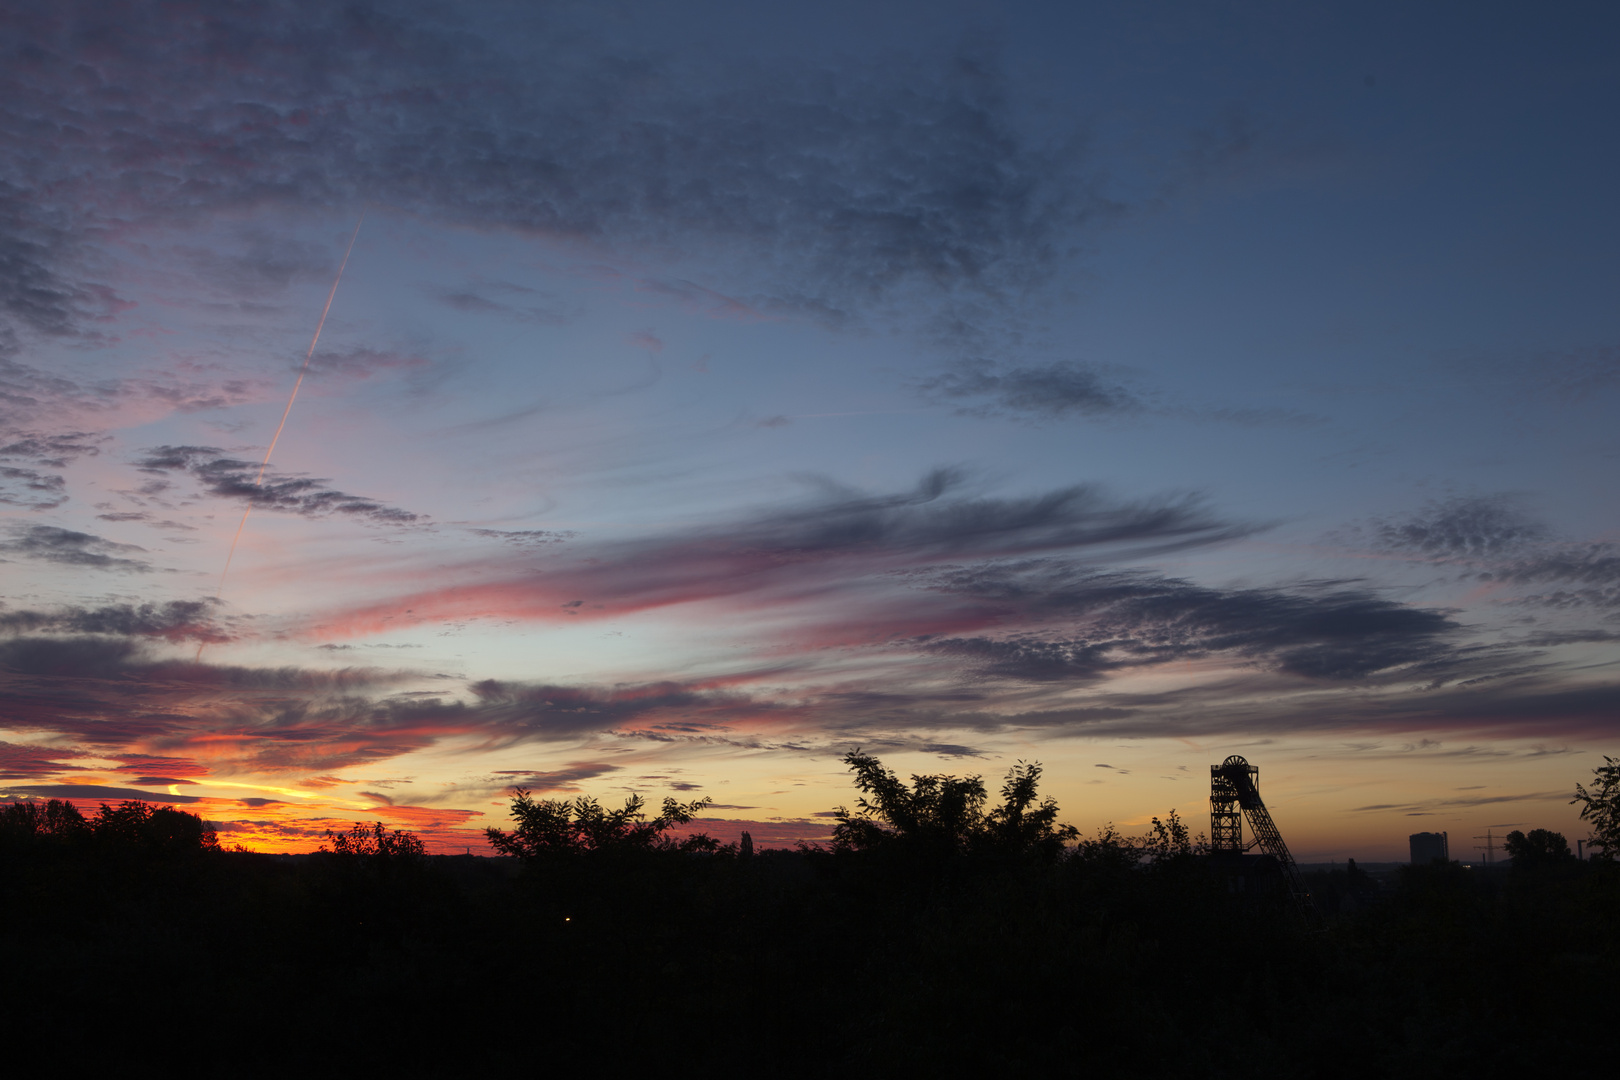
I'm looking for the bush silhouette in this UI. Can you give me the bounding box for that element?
[486,789,716,858]
[1503,828,1573,868]
[1,798,216,856]
[0,798,90,848]
[830,749,1077,862]
[322,821,427,860]
[1573,755,1620,859]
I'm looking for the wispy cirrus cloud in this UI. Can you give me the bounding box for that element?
[313,468,1252,638]
[302,346,431,381]
[0,1,1090,359]
[914,359,1146,421]
[426,279,574,325]
[0,741,90,780]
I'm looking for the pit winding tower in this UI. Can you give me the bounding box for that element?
[1210,755,1322,929]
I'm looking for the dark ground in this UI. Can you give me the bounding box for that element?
[1,838,1612,1077]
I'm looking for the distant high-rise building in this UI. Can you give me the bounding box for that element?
[1409,831,1449,864]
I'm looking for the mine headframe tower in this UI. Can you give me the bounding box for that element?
[1210,755,1323,930]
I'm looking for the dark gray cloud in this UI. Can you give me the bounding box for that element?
[465,678,773,741]
[1374,496,1549,560]
[690,467,1245,562]
[487,762,623,792]
[1,1,1088,356]
[0,465,67,509]
[0,740,88,780]
[912,561,1463,683]
[0,784,200,805]
[0,600,229,643]
[93,511,196,532]
[914,360,1145,420]
[136,445,423,525]
[303,346,429,381]
[1494,544,1620,588]
[0,430,106,468]
[0,617,1612,793]
[0,425,102,509]
[0,524,151,571]
[469,528,577,547]
[1351,497,1620,611]
[1491,543,1620,610]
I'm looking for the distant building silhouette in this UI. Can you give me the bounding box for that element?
[1408,831,1449,864]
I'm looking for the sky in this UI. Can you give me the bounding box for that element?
[2,0,1617,860]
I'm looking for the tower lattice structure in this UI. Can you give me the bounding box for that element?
[1209,755,1323,930]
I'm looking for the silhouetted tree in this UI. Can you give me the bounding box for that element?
[830,750,1075,862]
[322,821,427,859]
[1070,823,1145,872]
[1140,809,1197,862]
[831,749,987,856]
[1503,828,1573,867]
[1572,755,1620,859]
[0,798,90,847]
[983,761,1079,861]
[486,789,716,858]
[91,801,219,854]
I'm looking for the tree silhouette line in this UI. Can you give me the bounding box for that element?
[1,752,1616,1075]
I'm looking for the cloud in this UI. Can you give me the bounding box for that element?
[0,613,1612,806]
[915,360,1145,420]
[94,511,196,532]
[0,600,230,643]
[0,430,106,468]
[0,465,67,509]
[0,741,89,780]
[631,277,763,322]
[0,635,429,763]
[315,468,1251,637]
[0,784,200,805]
[304,346,431,381]
[1373,496,1549,560]
[628,331,664,354]
[1494,544,1620,587]
[0,416,104,509]
[170,229,339,292]
[0,633,793,783]
[0,525,152,572]
[912,561,1464,683]
[487,762,623,792]
[1349,790,1568,814]
[427,280,573,325]
[135,445,423,525]
[1490,543,1620,610]
[465,678,777,741]
[469,529,577,547]
[1,2,1091,358]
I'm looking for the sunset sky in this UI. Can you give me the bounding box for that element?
[2,1,1616,859]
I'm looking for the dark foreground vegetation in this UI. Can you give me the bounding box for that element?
[2,754,1616,1077]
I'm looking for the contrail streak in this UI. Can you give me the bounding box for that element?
[197,212,365,661]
